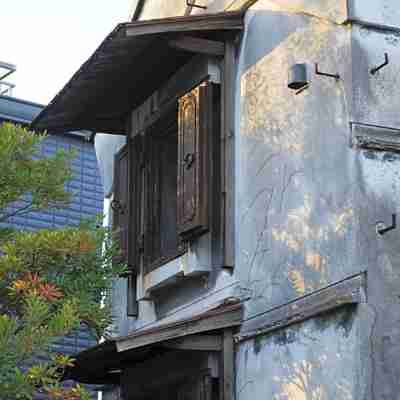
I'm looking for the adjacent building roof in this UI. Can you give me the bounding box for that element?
[0,95,43,124]
[31,11,244,135]
[0,95,90,139]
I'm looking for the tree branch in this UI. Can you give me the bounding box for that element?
[0,201,36,223]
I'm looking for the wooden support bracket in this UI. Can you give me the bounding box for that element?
[169,36,225,56]
[161,334,222,351]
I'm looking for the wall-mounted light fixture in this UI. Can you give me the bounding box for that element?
[288,63,309,93]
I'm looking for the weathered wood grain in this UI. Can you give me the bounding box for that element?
[236,274,366,342]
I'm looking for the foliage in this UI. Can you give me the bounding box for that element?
[0,122,74,223]
[0,123,125,399]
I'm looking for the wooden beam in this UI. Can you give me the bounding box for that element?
[116,303,242,352]
[125,11,244,37]
[169,37,225,56]
[222,40,236,269]
[223,329,235,400]
[130,54,221,136]
[235,273,366,343]
[161,334,222,351]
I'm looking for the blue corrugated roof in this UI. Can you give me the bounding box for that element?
[0,95,91,139]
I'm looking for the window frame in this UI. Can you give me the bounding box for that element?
[123,54,233,295]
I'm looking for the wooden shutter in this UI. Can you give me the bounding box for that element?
[177,82,214,239]
[126,135,142,318]
[128,134,143,272]
[112,145,129,263]
[178,373,213,400]
[113,138,142,317]
[143,133,158,269]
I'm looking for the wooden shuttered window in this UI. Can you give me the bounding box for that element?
[143,111,186,273]
[177,82,216,240]
[126,135,143,317]
[128,135,143,272]
[113,136,143,317]
[112,145,129,264]
[112,136,143,271]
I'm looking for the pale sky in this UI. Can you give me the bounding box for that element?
[1,0,138,105]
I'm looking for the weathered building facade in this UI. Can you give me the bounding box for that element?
[33,0,400,399]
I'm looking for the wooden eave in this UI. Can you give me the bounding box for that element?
[31,11,244,135]
[64,300,242,384]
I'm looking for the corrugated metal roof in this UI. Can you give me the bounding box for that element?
[31,11,244,135]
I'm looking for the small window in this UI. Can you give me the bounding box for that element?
[113,81,220,278]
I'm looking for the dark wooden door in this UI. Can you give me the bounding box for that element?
[136,373,216,400]
[178,374,214,400]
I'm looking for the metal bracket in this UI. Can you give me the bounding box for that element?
[315,63,340,80]
[186,0,207,9]
[111,199,126,215]
[110,199,122,212]
[119,270,135,278]
[370,53,389,75]
[183,152,196,169]
[376,214,397,236]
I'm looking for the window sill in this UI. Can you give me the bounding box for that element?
[142,233,212,295]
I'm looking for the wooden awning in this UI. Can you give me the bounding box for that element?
[65,300,242,384]
[31,11,244,135]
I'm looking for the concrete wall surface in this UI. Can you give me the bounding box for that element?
[236,307,362,399]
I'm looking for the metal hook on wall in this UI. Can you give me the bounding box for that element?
[370,53,389,75]
[376,213,397,236]
[315,63,340,80]
[186,0,207,9]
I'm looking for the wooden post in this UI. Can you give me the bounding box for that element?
[223,40,236,269]
[223,329,235,400]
